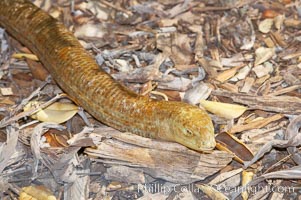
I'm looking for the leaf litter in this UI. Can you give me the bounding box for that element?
[0,0,301,199]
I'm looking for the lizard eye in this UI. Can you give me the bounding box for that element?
[185,129,194,136]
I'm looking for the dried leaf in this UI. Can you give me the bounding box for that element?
[74,23,106,38]
[240,18,255,50]
[229,64,252,82]
[24,101,78,124]
[216,132,254,163]
[232,166,301,199]
[258,19,274,33]
[230,114,284,134]
[157,77,192,91]
[183,82,212,105]
[240,77,255,93]
[252,62,274,78]
[171,33,194,65]
[209,168,243,185]
[244,137,301,168]
[156,32,172,54]
[285,115,301,165]
[264,37,276,48]
[219,83,239,93]
[254,47,275,66]
[114,59,132,72]
[0,87,13,96]
[0,97,15,105]
[200,100,247,119]
[274,15,285,30]
[212,90,301,114]
[12,53,39,61]
[19,185,56,200]
[241,170,254,200]
[0,28,8,54]
[220,53,252,67]
[215,66,242,83]
[0,126,19,173]
[86,1,109,20]
[284,18,301,28]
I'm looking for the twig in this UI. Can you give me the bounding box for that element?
[0,93,67,128]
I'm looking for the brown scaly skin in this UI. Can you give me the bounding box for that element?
[0,0,216,151]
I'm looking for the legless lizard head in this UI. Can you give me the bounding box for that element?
[156,101,216,151]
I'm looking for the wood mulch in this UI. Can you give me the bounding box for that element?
[0,0,301,199]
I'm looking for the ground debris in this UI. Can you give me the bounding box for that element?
[0,0,301,199]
